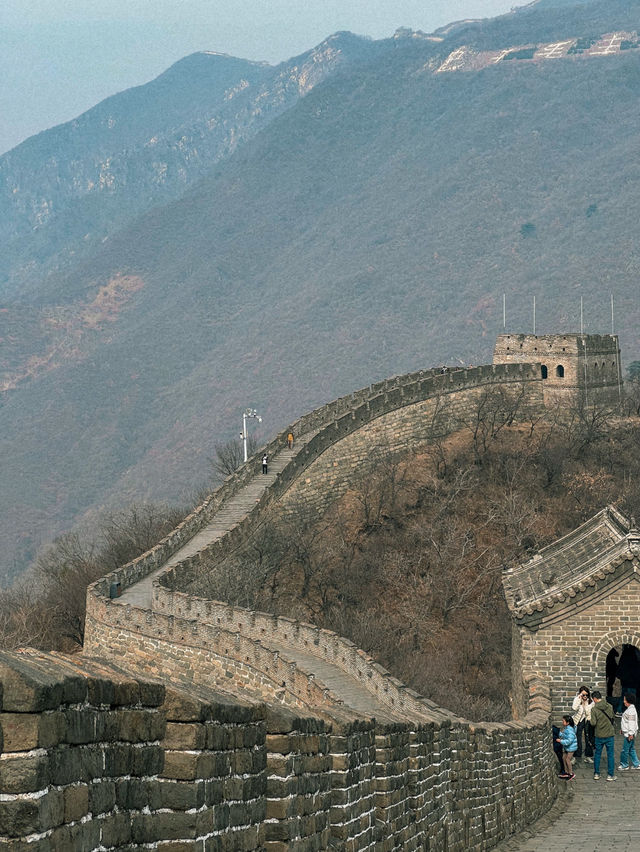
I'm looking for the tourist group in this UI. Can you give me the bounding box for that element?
[555,645,640,782]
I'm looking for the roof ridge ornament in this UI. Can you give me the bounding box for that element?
[627,516,640,547]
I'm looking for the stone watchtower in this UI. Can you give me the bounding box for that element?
[503,506,640,718]
[493,333,622,408]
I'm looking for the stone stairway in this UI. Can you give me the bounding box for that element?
[120,447,295,609]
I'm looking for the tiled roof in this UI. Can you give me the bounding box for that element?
[502,506,640,619]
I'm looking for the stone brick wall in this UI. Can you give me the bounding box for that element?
[0,649,557,852]
[273,373,540,525]
[264,710,334,850]
[158,685,266,850]
[147,589,452,721]
[82,598,559,850]
[0,650,167,851]
[88,362,543,607]
[147,364,543,602]
[84,597,346,714]
[514,566,640,718]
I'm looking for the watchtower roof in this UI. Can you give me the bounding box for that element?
[502,506,639,619]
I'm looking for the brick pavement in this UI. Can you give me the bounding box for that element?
[495,753,640,851]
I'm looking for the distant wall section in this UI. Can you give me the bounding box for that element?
[275,365,543,524]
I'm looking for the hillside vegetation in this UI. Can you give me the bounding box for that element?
[2,0,640,581]
[195,395,640,720]
[0,33,383,301]
[8,391,640,722]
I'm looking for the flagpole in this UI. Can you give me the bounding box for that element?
[533,296,536,335]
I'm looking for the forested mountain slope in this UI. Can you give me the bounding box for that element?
[2,0,640,581]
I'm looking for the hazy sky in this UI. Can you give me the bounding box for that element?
[1,1,518,154]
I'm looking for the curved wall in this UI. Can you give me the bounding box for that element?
[78,360,560,851]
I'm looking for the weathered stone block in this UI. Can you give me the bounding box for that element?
[50,818,100,852]
[132,811,197,843]
[0,753,48,793]
[89,779,116,814]
[97,812,133,848]
[64,709,98,745]
[162,750,199,780]
[116,778,162,811]
[159,778,205,810]
[164,722,206,750]
[0,714,39,751]
[63,784,89,822]
[131,744,163,776]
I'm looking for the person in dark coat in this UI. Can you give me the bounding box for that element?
[606,647,619,697]
[616,645,640,698]
[552,725,565,773]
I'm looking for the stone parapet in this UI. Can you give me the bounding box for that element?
[87,362,541,604]
[0,644,555,850]
[150,587,452,724]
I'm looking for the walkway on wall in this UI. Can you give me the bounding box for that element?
[495,759,640,851]
[277,646,414,722]
[120,446,297,609]
[117,437,420,723]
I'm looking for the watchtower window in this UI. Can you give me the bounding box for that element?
[556,365,565,378]
[541,365,548,379]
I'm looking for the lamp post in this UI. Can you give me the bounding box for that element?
[241,408,262,463]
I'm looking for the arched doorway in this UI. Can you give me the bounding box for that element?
[592,634,640,712]
[605,644,640,712]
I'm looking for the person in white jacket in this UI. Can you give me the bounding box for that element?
[618,694,640,770]
[572,685,595,763]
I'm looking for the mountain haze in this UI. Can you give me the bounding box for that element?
[0,32,381,301]
[2,0,640,581]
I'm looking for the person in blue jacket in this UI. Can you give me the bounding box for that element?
[556,714,578,779]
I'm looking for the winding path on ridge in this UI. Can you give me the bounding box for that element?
[120,445,297,611]
[118,437,409,723]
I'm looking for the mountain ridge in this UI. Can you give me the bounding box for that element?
[2,0,640,583]
[0,31,385,302]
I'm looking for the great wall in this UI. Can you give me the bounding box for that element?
[0,334,628,850]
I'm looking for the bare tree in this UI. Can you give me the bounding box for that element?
[351,447,409,531]
[211,435,257,479]
[98,504,184,571]
[0,584,56,650]
[459,384,528,464]
[21,503,185,649]
[558,401,614,460]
